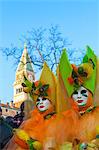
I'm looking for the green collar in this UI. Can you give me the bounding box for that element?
[44,112,56,120]
[80,106,96,116]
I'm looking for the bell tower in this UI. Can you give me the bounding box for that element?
[13,44,35,108]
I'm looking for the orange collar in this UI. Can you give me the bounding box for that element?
[30,105,55,119]
[39,105,55,118]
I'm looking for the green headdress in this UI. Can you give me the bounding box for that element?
[59,46,97,97]
[59,49,74,97]
[82,46,97,94]
[94,57,99,105]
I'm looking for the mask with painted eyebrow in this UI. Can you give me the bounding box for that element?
[81,90,87,94]
[72,86,89,106]
[73,91,78,95]
[36,97,51,112]
[36,98,40,102]
[42,98,48,101]
[81,90,88,97]
[36,98,40,106]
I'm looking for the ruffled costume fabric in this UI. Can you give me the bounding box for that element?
[4,49,99,150]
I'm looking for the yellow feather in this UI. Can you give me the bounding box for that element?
[94,57,99,106]
[33,141,42,150]
[60,142,72,150]
[56,65,71,113]
[15,129,30,141]
[39,62,56,107]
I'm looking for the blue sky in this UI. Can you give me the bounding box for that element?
[0,0,99,103]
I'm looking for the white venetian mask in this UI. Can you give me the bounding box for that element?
[72,86,88,106]
[36,97,51,112]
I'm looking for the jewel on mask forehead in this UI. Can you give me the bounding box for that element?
[39,86,44,92]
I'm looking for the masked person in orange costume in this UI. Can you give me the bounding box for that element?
[59,46,99,149]
[65,47,99,144]
[44,46,99,149]
[4,62,57,150]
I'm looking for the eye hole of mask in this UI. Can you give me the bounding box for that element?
[36,98,40,102]
[73,91,78,95]
[42,98,47,101]
[81,90,87,94]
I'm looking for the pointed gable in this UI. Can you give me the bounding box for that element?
[16,44,34,72]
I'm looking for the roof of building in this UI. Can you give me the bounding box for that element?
[16,44,34,72]
[0,103,19,110]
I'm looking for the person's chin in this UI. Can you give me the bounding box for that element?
[40,108,46,112]
[78,103,86,107]
[40,108,49,112]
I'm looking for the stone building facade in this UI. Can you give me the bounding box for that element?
[13,44,35,108]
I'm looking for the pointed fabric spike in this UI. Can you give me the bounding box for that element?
[94,57,99,106]
[83,46,97,94]
[85,46,96,63]
[59,49,74,97]
[56,65,71,113]
[22,76,33,94]
[23,76,33,89]
[39,62,56,107]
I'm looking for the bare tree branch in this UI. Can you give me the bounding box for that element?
[0,25,85,73]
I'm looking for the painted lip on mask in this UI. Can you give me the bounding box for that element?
[40,105,44,108]
[77,100,83,103]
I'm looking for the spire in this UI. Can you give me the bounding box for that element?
[24,42,27,49]
[16,44,34,72]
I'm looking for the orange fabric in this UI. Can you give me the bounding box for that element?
[3,136,26,150]
[13,105,56,148]
[21,105,55,130]
[69,98,79,112]
[44,93,99,148]
[14,135,28,149]
[69,91,99,142]
[44,109,80,147]
[34,80,39,86]
[44,104,99,148]
[71,64,78,72]
[77,106,99,142]
[6,92,99,149]
[68,92,99,142]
